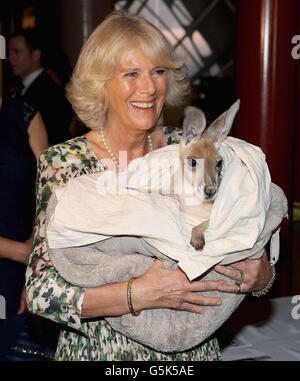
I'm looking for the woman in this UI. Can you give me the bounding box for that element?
[0,97,49,359]
[26,10,274,361]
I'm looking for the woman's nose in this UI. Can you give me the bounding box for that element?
[140,73,155,94]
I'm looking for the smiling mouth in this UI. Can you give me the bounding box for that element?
[130,101,155,109]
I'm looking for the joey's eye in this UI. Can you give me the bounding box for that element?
[216,159,223,169]
[187,158,197,168]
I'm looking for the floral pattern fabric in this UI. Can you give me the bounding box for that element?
[25,127,221,361]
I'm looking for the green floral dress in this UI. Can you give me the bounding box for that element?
[25,127,221,361]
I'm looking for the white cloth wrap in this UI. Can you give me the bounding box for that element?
[47,137,277,279]
[45,137,288,352]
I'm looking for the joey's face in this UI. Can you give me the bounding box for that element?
[181,138,223,200]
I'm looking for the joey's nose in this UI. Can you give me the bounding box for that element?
[204,185,216,198]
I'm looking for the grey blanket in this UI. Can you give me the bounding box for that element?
[46,182,287,353]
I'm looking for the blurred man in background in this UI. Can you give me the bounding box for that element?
[8,29,73,146]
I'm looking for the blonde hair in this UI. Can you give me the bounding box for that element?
[66,10,190,130]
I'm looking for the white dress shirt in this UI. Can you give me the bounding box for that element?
[21,68,44,95]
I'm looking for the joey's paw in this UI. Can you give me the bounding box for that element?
[190,239,205,250]
[190,232,205,250]
[190,225,206,250]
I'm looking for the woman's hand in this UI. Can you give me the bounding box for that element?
[18,286,27,315]
[132,260,226,314]
[214,250,273,294]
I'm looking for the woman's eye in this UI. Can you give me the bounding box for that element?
[154,69,166,76]
[125,72,138,78]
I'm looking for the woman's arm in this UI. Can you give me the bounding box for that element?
[27,111,49,160]
[82,260,225,319]
[26,149,87,332]
[0,111,48,265]
[0,234,33,264]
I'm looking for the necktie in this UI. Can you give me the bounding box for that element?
[15,83,25,97]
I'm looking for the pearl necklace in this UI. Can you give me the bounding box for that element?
[99,126,153,169]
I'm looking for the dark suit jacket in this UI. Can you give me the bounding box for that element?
[23,71,73,146]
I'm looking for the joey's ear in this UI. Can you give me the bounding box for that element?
[182,106,206,145]
[204,99,240,143]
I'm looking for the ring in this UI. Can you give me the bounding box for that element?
[236,284,241,294]
[235,270,244,285]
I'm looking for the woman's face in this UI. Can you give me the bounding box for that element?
[106,48,168,134]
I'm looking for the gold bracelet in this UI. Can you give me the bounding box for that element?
[252,264,276,297]
[127,278,140,316]
[10,345,54,360]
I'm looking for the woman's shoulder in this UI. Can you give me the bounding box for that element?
[40,135,88,160]
[38,135,94,172]
[37,135,101,186]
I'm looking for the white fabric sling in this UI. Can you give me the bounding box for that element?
[47,136,277,281]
